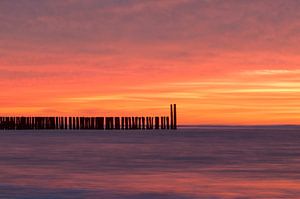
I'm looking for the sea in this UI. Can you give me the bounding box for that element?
[0,126,300,199]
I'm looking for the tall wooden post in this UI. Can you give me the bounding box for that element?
[174,104,177,129]
[170,104,173,129]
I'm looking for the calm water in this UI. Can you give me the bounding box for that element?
[0,127,300,199]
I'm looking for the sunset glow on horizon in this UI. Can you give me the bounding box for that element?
[1,0,300,125]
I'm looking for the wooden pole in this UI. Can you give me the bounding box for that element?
[166,116,169,129]
[155,117,159,129]
[174,104,177,129]
[115,117,120,129]
[170,104,173,129]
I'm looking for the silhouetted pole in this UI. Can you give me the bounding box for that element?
[161,117,164,129]
[151,117,154,129]
[72,117,76,129]
[91,117,94,129]
[110,117,114,129]
[138,117,141,129]
[128,117,131,129]
[132,117,135,129]
[155,117,159,129]
[115,117,120,129]
[174,104,177,129]
[125,117,128,129]
[69,117,72,129]
[135,117,138,129]
[121,117,124,130]
[79,117,83,129]
[166,116,169,129]
[99,117,104,130]
[146,117,149,129]
[142,117,145,129]
[55,117,58,129]
[170,104,173,129]
[75,117,79,129]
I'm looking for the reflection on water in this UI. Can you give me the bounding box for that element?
[0,127,300,198]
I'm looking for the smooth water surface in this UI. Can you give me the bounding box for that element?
[0,127,300,198]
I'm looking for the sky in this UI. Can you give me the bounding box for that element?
[0,0,300,125]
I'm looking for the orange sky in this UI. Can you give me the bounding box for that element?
[0,0,300,125]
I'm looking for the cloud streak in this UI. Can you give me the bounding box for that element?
[0,0,300,124]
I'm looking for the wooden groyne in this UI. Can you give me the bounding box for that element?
[0,104,177,130]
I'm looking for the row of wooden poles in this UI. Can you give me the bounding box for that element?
[0,116,173,130]
[0,104,177,130]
